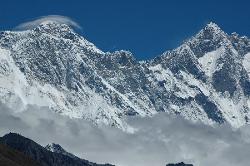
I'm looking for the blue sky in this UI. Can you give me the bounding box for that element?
[0,0,249,60]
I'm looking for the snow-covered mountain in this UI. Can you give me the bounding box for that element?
[0,21,249,130]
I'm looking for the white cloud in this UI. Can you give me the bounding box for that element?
[15,15,81,30]
[0,103,250,166]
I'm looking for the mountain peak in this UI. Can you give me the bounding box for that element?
[205,22,221,31]
[200,22,226,38]
[39,20,71,28]
[29,20,104,54]
[45,143,77,159]
[2,132,23,139]
[45,143,63,152]
[200,22,229,40]
[183,22,230,58]
[34,20,73,34]
[45,143,64,153]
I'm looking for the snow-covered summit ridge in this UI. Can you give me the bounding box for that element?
[45,143,65,153]
[0,21,250,130]
[36,21,104,54]
[45,143,77,159]
[13,20,104,55]
[205,22,223,32]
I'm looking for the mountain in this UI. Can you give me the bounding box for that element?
[0,142,40,166]
[0,21,249,130]
[0,133,114,166]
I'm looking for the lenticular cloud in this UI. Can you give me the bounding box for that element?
[15,15,81,30]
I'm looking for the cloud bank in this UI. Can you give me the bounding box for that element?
[0,103,250,166]
[15,15,81,30]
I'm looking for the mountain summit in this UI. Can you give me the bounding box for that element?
[0,22,249,130]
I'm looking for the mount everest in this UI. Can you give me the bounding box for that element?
[0,21,249,130]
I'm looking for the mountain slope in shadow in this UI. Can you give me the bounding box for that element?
[0,143,40,166]
[0,133,114,166]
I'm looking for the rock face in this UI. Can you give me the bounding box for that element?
[0,21,249,130]
[0,133,114,166]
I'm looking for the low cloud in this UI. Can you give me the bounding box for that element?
[15,15,81,30]
[0,103,250,166]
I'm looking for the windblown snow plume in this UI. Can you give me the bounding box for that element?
[15,15,81,30]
